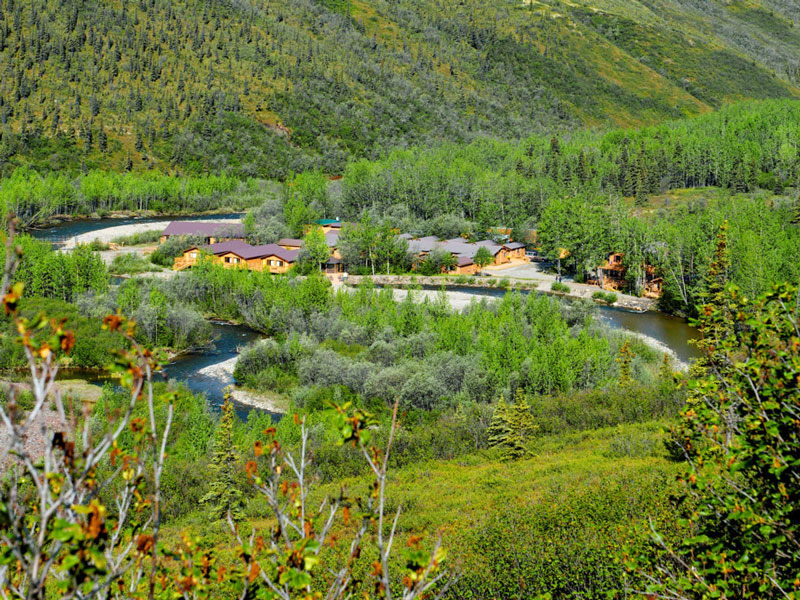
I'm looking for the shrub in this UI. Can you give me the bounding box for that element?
[86,238,109,251]
[528,385,685,435]
[0,388,35,412]
[150,234,204,267]
[551,281,570,293]
[399,370,447,410]
[592,290,618,304]
[111,229,163,246]
[109,253,159,274]
[497,277,511,290]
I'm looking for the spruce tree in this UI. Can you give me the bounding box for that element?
[657,353,678,402]
[487,396,511,450]
[577,149,588,183]
[509,388,535,441]
[701,220,730,311]
[617,340,634,387]
[634,169,648,205]
[98,123,107,154]
[504,389,534,461]
[200,399,245,522]
[693,220,732,372]
[489,392,534,461]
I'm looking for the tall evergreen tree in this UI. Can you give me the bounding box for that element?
[487,396,511,450]
[200,398,245,522]
[617,340,634,387]
[489,392,533,461]
[701,220,730,309]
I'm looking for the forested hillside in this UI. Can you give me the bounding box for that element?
[0,0,799,178]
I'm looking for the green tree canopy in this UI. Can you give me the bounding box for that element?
[633,283,800,598]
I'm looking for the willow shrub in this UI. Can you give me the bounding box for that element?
[453,465,679,599]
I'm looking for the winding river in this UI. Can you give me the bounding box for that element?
[33,217,700,417]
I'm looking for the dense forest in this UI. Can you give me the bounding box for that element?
[0,0,799,177]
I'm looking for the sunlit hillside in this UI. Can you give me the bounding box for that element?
[0,0,798,178]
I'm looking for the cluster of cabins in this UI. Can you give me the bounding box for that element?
[169,220,344,274]
[166,220,528,276]
[162,220,662,297]
[400,235,528,274]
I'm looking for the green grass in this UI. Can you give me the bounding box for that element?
[163,420,681,598]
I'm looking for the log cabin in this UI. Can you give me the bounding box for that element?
[174,240,299,274]
[597,252,663,298]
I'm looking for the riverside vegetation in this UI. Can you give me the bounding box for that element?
[6,100,800,317]
[0,218,798,598]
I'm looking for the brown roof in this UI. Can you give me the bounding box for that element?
[162,221,244,237]
[456,256,475,267]
[325,231,340,247]
[504,242,526,250]
[205,241,299,262]
[278,238,304,247]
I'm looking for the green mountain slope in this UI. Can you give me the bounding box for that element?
[0,0,798,179]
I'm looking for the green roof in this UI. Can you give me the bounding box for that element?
[316,219,341,225]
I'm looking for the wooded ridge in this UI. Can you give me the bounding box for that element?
[1,0,799,178]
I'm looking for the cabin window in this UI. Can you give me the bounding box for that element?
[190,252,197,259]
[225,256,238,264]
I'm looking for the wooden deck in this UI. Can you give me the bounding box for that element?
[173,256,190,271]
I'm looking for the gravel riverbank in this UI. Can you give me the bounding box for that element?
[61,217,241,249]
[196,357,288,414]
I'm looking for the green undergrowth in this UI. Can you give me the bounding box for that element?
[165,420,681,599]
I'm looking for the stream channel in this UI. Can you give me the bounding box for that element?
[33,217,700,419]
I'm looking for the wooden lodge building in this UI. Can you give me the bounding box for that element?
[596,252,663,298]
[160,221,245,244]
[403,235,529,275]
[174,240,299,274]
